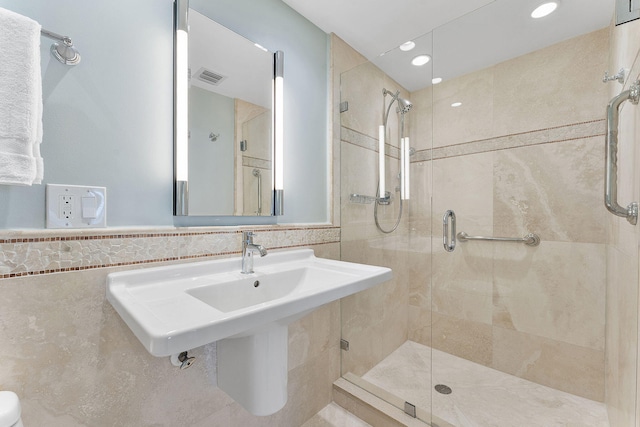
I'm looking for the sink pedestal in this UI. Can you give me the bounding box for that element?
[217,324,288,416]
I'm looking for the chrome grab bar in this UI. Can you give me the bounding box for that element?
[442,210,456,252]
[457,231,540,247]
[605,81,640,225]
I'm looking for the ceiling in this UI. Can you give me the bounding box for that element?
[282,0,615,91]
[189,10,273,108]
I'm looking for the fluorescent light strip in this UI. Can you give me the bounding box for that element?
[403,137,410,200]
[175,29,189,181]
[379,125,385,197]
[274,75,284,190]
[400,138,406,200]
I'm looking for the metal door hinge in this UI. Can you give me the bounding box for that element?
[340,101,349,113]
[404,402,416,418]
[340,339,349,351]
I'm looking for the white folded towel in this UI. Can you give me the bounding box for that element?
[0,7,43,185]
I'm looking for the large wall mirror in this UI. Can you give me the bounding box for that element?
[174,0,284,216]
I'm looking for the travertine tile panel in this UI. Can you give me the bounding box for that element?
[340,238,408,376]
[409,86,433,152]
[341,62,385,139]
[432,151,494,236]
[493,29,609,136]
[408,161,431,226]
[433,67,494,148]
[431,311,493,367]
[494,136,605,244]
[493,241,605,350]
[408,305,432,348]
[492,326,605,402]
[289,301,340,371]
[331,34,368,80]
[605,246,638,427]
[0,268,229,427]
[431,243,493,325]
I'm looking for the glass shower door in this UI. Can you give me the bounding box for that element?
[338,51,433,423]
[429,1,636,425]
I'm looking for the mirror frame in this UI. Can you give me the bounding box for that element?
[173,0,284,216]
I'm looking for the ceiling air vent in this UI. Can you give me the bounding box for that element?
[195,67,227,86]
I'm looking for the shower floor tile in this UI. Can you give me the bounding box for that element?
[302,403,372,427]
[361,340,609,427]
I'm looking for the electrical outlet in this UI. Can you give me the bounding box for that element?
[59,195,74,220]
[46,184,107,228]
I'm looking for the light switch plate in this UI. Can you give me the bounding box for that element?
[46,184,107,228]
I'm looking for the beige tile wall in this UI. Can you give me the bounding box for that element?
[0,225,342,426]
[605,16,640,427]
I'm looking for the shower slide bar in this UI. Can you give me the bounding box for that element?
[605,80,640,225]
[457,231,540,247]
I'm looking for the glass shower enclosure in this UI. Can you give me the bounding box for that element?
[338,1,638,426]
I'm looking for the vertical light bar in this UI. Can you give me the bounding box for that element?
[174,0,189,215]
[378,125,386,198]
[403,137,410,200]
[400,137,406,200]
[175,29,188,180]
[273,51,284,215]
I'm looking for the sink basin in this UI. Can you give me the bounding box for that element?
[106,249,391,356]
[106,248,391,416]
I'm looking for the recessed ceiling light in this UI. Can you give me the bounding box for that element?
[451,102,462,107]
[411,54,431,66]
[531,2,558,18]
[399,41,415,52]
[432,77,443,85]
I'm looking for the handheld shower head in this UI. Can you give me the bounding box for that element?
[397,96,412,114]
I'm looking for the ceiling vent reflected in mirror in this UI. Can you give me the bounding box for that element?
[196,67,227,86]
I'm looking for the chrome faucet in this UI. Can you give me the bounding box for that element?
[241,231,267,274]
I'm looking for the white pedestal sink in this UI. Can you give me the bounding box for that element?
[106,249,391,415]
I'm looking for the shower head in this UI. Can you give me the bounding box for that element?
[50,38,81,66]
[397,96,412,114]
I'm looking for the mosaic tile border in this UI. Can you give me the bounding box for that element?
[0,225,340,279]
[341,120,604,163]
[412,119,605,162]
[341,127,401,159]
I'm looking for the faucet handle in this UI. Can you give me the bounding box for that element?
[243,231,255,242]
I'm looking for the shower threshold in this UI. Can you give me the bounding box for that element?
[348,340,609,427]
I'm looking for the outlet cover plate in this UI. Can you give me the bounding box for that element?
[46,184,107,228]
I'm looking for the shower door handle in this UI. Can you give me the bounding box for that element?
[443,210,456,252]
[605,81,640,225]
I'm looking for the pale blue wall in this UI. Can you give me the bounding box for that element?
[0,0,328,228]
[188,88,235,215]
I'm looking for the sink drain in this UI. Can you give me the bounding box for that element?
[435,384,452,395]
